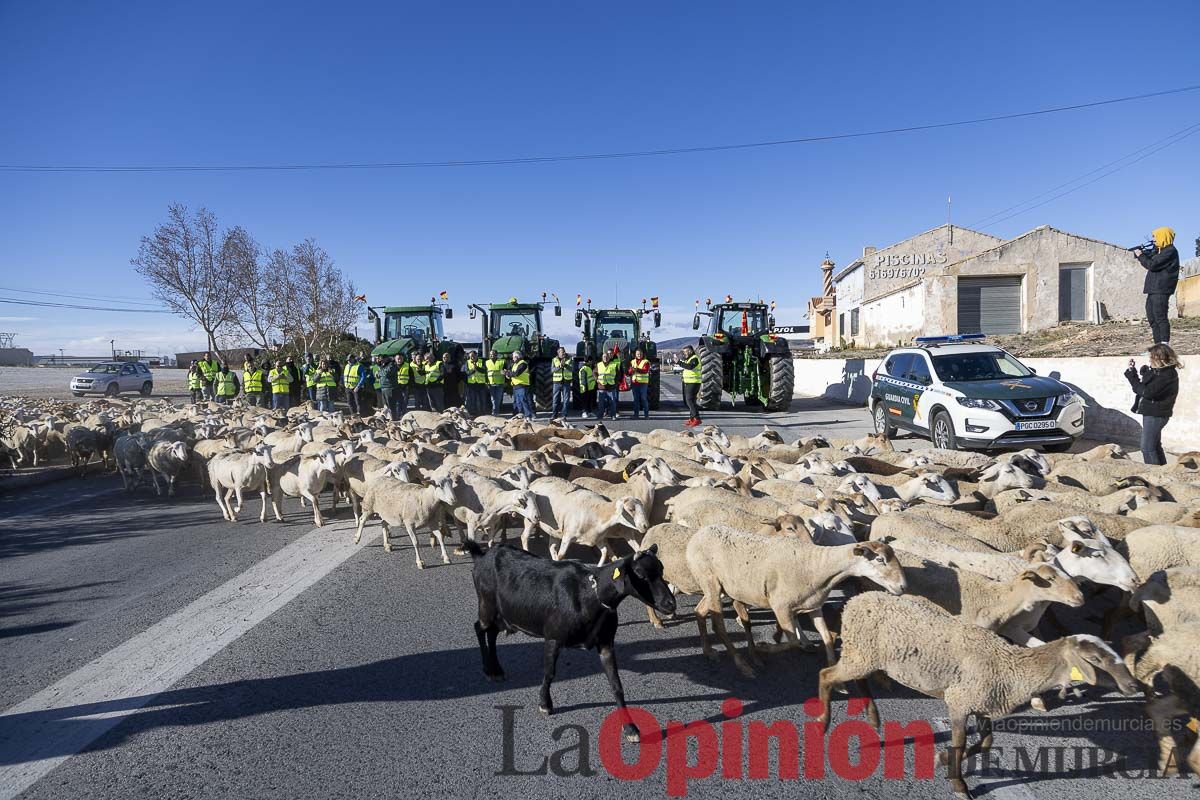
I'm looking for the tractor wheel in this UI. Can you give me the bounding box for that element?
[697,346,724,411]
[532,360,554,412]
[649,371,661,410]
[764,356,794,412]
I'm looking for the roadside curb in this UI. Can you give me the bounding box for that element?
[0,464,78,494]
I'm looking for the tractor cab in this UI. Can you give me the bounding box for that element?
[367,304,456,358]
[706,303,772,339]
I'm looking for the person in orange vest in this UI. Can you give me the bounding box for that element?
[627,348,652,420]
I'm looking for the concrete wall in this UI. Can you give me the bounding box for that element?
[860,282,924,347]
[795,354,1199,454]
[1179,272,1200,318]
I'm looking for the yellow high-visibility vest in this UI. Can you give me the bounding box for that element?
[411,359,426,385]
[630,358,651,385]
[467,360,486,384]
[578,364,595,391]
[551,357,572,383]
[510,359,530,387]
[681,355,702,385]
[396,362,412,385]
[343,362,361,387]
[268,368,292,394]
[424,362,443,385]
[316,369,337,388]
[216,372,237,397]
[243,368,264,393]
[485,358,506,386]
[187,370,204,390]
[596,360,619,387]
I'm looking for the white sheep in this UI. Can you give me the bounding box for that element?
[207,444,277,523]
[1119,524,1200,581]
[892,549,1083,645]
[270,449,341,526]
[525,477,651,564]
[354,476,457,567]
[685,526,905,675]
[146,439,190,497]
[1130,568,1200,634]
[820,592,1138,795]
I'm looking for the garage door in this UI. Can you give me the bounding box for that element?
[957,276,1022,335]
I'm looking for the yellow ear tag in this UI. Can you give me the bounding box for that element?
[612,567,621,579]
[1188,718,1199,734]
[1069,667,1085,682]
[621,469,629,481]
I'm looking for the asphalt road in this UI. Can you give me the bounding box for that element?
[0,379,1190,799]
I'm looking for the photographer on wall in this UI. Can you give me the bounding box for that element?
[1125,343,1181,466]
[1132,226,1180,344]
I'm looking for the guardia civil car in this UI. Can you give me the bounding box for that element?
[867,335,1085,452]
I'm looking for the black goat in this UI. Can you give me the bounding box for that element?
[465,541,675,742]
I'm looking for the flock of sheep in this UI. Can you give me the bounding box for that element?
[3,392,1200,793]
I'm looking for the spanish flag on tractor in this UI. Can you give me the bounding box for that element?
[439,291,449,300]
[650,297,660,308]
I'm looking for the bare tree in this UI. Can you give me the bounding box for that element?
[132,204,240,354]
[224,227,278,349]
[265,239,361,354]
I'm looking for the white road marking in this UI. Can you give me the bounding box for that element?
[0,520,378,799]
[929,717,1039,800]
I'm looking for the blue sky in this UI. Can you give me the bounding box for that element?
[1,1,1198,356]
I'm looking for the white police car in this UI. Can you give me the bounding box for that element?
[867,334,1085,452]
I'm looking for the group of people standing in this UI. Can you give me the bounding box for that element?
[185,344,672,424]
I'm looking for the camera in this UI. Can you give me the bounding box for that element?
[1129,238,1157,257]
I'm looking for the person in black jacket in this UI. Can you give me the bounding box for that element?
[1125,343,1181,466]
[1136,226,1180,345]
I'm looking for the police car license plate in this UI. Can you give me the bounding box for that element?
[1015,420,1056,431]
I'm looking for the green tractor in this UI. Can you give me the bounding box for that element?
[574,302,663,409]
[692,300,794,412]
[468,296,562,411]
[366,303,465,365]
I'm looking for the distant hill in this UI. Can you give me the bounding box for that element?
[656,336,700,351]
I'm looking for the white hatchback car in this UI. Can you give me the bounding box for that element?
[867,335,1085,452]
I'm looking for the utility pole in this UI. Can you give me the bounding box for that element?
[110,339,115,359]
[947,195,954,245]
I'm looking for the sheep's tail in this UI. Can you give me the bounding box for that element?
[461,540,486,559]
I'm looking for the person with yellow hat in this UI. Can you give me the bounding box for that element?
[1135,226,1180,345]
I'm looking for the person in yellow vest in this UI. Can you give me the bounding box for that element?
[268,358,293,411]
[423,351,444,412]
[464,351,488,417]
[550,346,572,420]
[409,351,427,410]
[301,353,319,405]
[313,359,338,413]
[214,363,238,404]
[628,348,652,420]
[505,350,534,420]
[186,360,204,404]
[595,350,620,420]
[343,353,364,416]
[242,358,265,407]
[679,344,703,427]
[576,357,596,419]
[485,348,507,416]
[393,354,413,418]
[197,351,219,400]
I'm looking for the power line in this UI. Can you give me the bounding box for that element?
[0,285,164,307]
[968,120,1200,231]
[0,297,171,314]
[3,83,1198,173]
